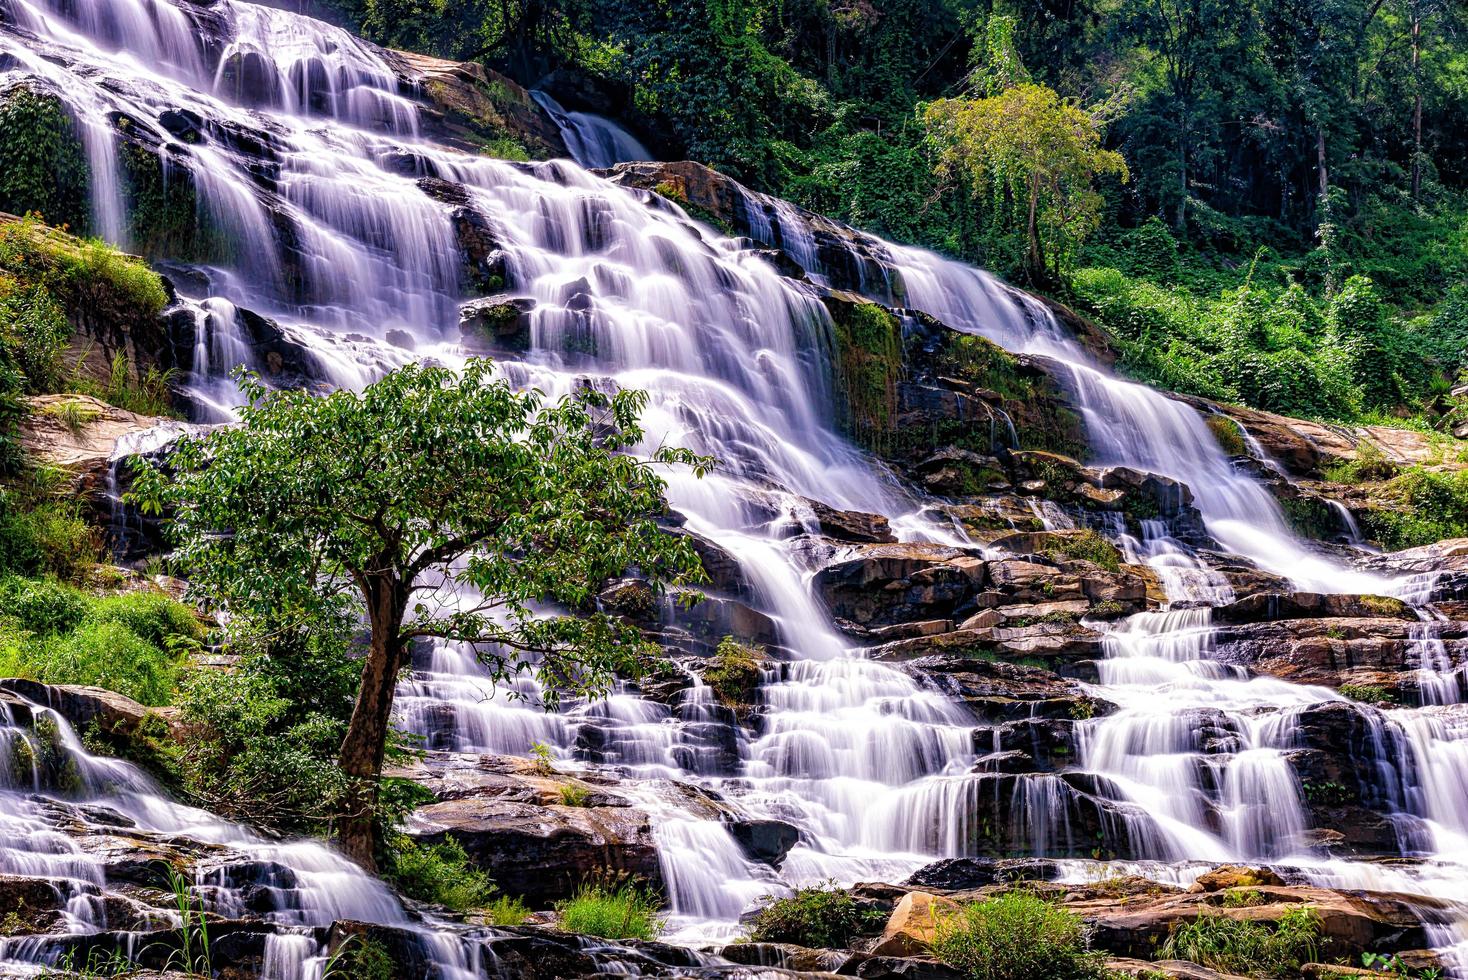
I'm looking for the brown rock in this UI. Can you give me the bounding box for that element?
[870,892,961,957]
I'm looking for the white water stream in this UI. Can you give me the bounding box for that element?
[2,0,1467,975]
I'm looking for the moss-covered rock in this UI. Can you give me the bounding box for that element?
[823,294,904,451]
[894,314,1088,464]
[703,636,770,710]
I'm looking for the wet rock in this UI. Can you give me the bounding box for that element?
[406,795,661,906]
[1213,592,1413,624]
[902,858,1057,892]
[727,818,800,867]
[813,543,984,628]
[1108,959,1252,979]
[904,654,1108,723]
[0,679,163,741]
[460,295,535,354]
[791,498,897,544]
[396,51,566,158]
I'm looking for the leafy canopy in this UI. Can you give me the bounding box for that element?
[133,359,711,703]
[925,82,1129,281]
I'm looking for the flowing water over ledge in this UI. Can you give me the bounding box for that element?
[3,0,1468,975]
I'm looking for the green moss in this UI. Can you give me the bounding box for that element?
[118,142,229,264]
[1205,415,1247,457]
[829,300,904,451]
[0,86,90,233]
[1279,496,1342,542]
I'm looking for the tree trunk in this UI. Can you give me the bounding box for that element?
[1411,15,1423,199]
[1026,178,1043,284]
[337,577,407,870]
[1316,126,1329,204]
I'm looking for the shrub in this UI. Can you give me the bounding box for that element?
[176,614,361,833]
[0,574,88,634]
[483,895,532,926]
[556,878,663,940]
[747,883,887,948]
[927,891,1109,980]
[84,591,203,651]
[16,618,181,705]
[385,836,498,913]
[704,636,767,708]
[0,497,99,582]
[1159,907,1321,977]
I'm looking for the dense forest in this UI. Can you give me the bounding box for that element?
[310,0,1468,428]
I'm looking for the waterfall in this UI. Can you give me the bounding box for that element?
[531,91,650,170]
[3,0,1468,973]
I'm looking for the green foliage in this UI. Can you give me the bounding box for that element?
[746,882,886,948]
[926,83,1128,282]
[72,352,177,418]
[1340,683,1396,705]
[176,612,360,832]
[555,877,663,940]
[557,782,591,806]
[137,360,709,858]
[1159,907,1321,977]
[1359,466,1468,551]
[704,636,766,708]
[0,86,90,232]
[1043,529,1122,572]
[0,582,198,705]
[927,890,1110,980]
[385,835,499,913]
[323,935,396,980]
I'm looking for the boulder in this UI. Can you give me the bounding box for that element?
[18,395,164,502]
[394,50,567,158]
[460,295,535,354]
[0,679,161,740]
[405,796,661,906]
[813,543,985,628]
[869,892,961,957]
[902,858,1057,892]
[1078,883,1429,961]
[1213,592,1413,624]
[727,818,800,867]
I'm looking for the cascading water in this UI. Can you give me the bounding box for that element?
[5,0,1468,973]
[530,91,650,170]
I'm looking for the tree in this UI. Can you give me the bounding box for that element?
[133,360,710,867]
[925,82,1129,283]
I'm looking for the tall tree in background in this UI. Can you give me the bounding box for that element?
[926,21,1127,283]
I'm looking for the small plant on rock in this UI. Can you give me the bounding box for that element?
[927,890,1110,980]
[1159,905,1320,977]
[385,835,498,914]
[557,782,591,807]
[747,881,887,948]
[556,874,664,940]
